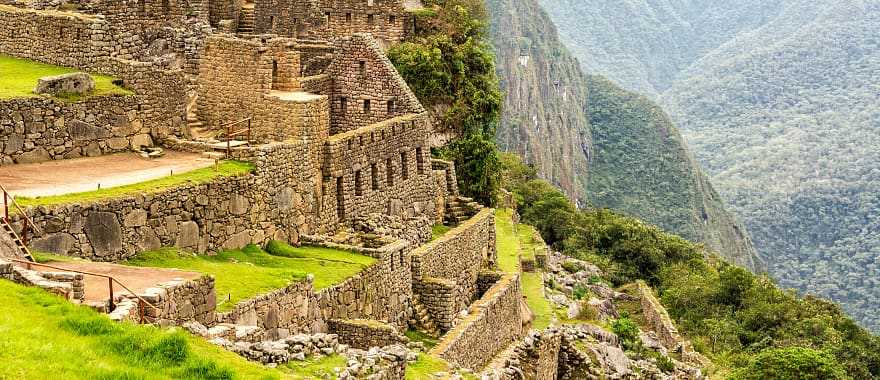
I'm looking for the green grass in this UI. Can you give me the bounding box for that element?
[430,224,452,241]
[124,242,375,312]
[0,279,280,379]
[494,209,520,273]
[495,209,555,329]
[405,353,450,379]
[282,354,346,379]
[15,161,255,209]
[522,272,553,329]
[405,329,439,349]
[0,54,132,100]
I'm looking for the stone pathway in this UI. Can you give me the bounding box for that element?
[0,151,214,199]
[31,261,201,302]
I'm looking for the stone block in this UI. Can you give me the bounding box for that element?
[34,72,95,96]
[84,212,123,257]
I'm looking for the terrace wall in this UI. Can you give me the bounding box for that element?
[14,141,321,261]
[216,279,323,337]
[430,273,523,370]
[0,95,155,165]
[316,240,412,331]
[327,319,407,349]
[410,208,496,329]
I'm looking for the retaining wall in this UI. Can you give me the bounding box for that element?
[410,208,496,330]
[327,319,406,349]
[430,273,523,370]
[217,279,322,338]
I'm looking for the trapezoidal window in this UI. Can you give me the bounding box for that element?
[416,147,425,175]
[340,97,348,113]
[389,15,396,25]
[363,99,371,114]
[400,151,409,180]
[359,60,366,76]
[386,159,394,187]
[368,14,375,25]
[387,99,395,114]
[325,12,331,24]
[336,177,346,219]
[346,13,352,23]
[355,170,364,196]
[271,59,279,89]
[371,163,380,190]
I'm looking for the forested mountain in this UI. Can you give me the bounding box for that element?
[539,0,880,331]
[486,0,763,271]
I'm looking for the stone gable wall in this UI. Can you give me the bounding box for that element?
[328,33,424,134]
[410,208,496,317]
[14,141,320,261]
[430,273,523,370]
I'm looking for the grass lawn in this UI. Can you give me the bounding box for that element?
[405,353,450,380]
[15,161,254,209]
[495,208,555,329]
[494,209,520,273]
[0,279,280,379]
[405,329,439,349]
[124,242,376,311]
[430,224,452,241]
[0,54,132,100]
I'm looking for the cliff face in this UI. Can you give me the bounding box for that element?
[488,0,591,204]
[486,0,763,271]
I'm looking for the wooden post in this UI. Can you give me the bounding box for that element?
[108,278,115,311]
[3,191,8,223]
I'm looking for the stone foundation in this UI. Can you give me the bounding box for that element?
[327,319,406,349]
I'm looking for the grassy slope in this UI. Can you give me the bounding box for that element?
[494,208,554,329]
[0,54,132,100]
[0,279,280,380]
[124,243,375,311]
[16,161,255,209]
[431,224,452,241]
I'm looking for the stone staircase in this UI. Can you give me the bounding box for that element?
[237,6,255,34]
[443,196,481,226]
[409,294,441,338]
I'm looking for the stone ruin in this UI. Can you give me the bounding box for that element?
[33,72,95,95]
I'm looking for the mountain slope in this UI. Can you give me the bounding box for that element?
[486,0,762,271]
[539,0,880,331]
[488,0,592,203]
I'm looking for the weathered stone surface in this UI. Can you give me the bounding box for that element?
[15,147,50,164]
[84,212,123,257]
[123,209,148,227]
[34,72,95,95]
[176,221,199,248]
[30,233,76,255]
[229,194,250,216]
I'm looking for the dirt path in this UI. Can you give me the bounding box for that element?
[33,261,202,302]
[0,151,214,198]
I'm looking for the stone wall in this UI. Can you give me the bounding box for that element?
[430,273,523,371]
[16,141,320,261]
[327,319,406,349]
[144,275,216,325]
[197,35,331,144]
[327,33,425,134]
[0,95,154,164]
[410,208,496,324]
[321,113,436,226]
[316,240,412,331]
[637,281,709,366]
[252,0,413,46]
[217,278,323,338]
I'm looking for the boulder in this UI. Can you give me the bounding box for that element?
[176,221,199,248]
[30,233,76,255]
[34,72,95,96]
[84,212,123,257]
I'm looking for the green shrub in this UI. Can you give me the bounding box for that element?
[562,260,582,274]
[576,301,598,321]
[572,284,589,300]
[728,347,850,380]
[611,316,641,352]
